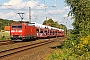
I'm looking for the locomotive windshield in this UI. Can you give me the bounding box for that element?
[12,26,22,28]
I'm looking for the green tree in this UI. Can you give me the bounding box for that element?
[65,0,90,36]
[64,0,90,56]
[0,18,13,30]
[43,18,55,27]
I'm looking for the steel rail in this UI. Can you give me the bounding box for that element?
[0,40,55,59]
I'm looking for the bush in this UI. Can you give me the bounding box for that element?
[44,48,90,60]
[63,34,90,56]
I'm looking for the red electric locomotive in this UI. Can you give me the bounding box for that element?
[10,22,37,41]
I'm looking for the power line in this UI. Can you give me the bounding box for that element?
[0,5,12,6]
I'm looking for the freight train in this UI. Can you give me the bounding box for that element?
[10,22,64,41]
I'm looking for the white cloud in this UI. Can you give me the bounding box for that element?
[1,0,38,9]
[63,6,69,10]
[46,9,62,14]
[0,12,5,18]
[46,6,69,15]
[0,11,19,20]
[1,0,47,9]
[63,14,68,17]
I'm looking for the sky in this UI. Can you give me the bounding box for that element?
[0,0,74,29]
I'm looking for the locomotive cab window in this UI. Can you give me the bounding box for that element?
[18,26,22,28]
[12,26,17,28]
[12,26,22,28]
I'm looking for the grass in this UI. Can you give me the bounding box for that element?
[0,32,10,40]
[44,49,75,60]
[44,48,90,60]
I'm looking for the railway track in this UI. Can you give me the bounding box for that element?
[0,38,57,46]
[0,40,13,46]
[0,40,11,42]
[0,40,55,59]
[0,36,67,46]
[0,40,25,46]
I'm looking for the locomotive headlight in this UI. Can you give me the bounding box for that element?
[18,30,22,32]
[11,30,15,32]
